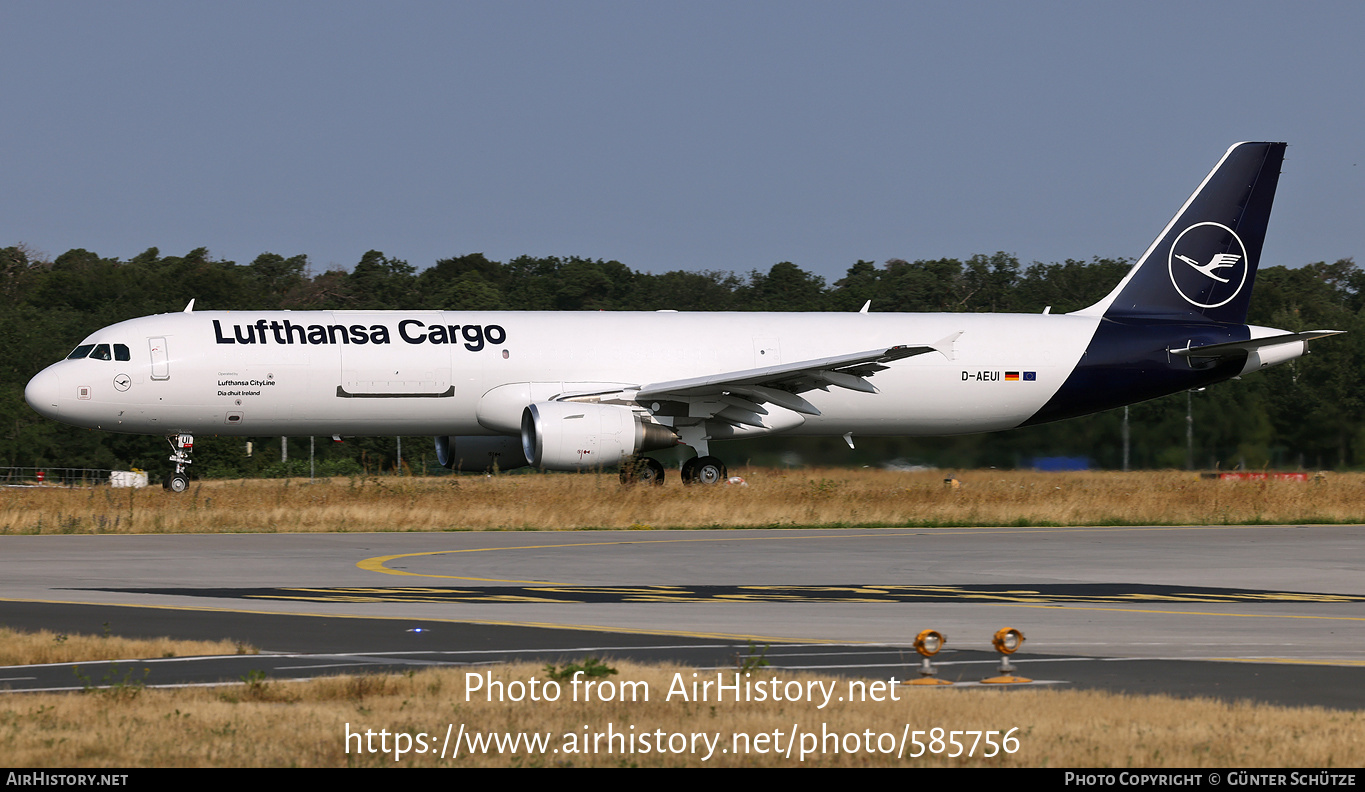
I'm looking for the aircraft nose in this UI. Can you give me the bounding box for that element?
[24,366,62,419]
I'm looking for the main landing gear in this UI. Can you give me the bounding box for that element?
[163,433,194,493]
[681,455,727,485]
[620,454,728,486]
[619,456,666,486]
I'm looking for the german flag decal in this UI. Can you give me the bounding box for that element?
[1005,371,1020,381]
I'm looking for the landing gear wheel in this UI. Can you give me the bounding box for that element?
[694,456,726,485]
[620,456,666,486]
[681,457,699,483]
[684,455,727,485]
[164,433,195,494]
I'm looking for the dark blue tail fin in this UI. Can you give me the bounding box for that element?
[1077,142,1285,324]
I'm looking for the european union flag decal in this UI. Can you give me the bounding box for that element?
[1023,371,1037,381]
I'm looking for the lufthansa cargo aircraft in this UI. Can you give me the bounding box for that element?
[24,142,1340,490]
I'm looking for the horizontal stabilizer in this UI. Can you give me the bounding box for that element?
[1171,330,1344,359]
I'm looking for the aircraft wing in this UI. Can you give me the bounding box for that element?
[632,332,961,418]
[1171,330,1344,359]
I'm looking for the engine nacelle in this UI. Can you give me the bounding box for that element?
[520,402,678,470]
[435,435,530,471]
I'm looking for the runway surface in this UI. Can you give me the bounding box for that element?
[2,525,1363,707]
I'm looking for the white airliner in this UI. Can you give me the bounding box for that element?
[25,142,1341,491]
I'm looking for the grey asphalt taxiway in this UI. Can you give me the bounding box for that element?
[2,524,1363,708]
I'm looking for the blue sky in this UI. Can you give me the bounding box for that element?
[3,1,1362,282]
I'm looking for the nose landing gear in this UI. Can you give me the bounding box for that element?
[163,433,194,492]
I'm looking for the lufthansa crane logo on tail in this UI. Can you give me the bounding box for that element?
[1168,222,1249,309]
[1175,252,1240,283]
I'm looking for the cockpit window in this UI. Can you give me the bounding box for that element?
[66,343,129,361]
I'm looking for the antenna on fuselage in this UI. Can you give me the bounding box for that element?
[183,299,196,313]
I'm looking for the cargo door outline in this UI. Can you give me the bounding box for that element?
[337,337,453,399]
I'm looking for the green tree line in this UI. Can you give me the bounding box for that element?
[3,245,1361,476]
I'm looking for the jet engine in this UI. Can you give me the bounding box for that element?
[520,402,678,470]
[435,435,530,471]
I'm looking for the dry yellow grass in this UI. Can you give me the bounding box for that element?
[0,627,255,666]
[2,469,1364,534]
[2,662,1361,767]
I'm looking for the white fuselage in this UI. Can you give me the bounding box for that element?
[25,310,1103,439]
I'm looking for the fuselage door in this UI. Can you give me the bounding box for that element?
[149,337,170,381]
